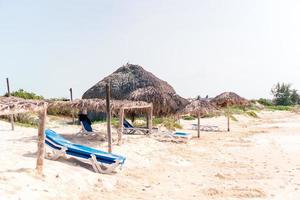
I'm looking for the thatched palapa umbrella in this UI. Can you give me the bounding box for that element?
[180,99,217,138]
[82,63,188,116]
[211,92,249,132]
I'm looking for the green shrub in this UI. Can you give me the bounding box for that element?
[162,117,182,130]
[48,97,69,101]
[0,113,38,127]
[230,115,238,122]
[153,117,182,130]
[182,115,195,120]
[47,107,75,117]
[153,117,164,125]
[245,111,259,118]
[271,82,299,106]
[91,117,120,128]
[266,105,293,111]
[111,118,120,128]
[133,120,147,127]
[5,89,44,100]
[258,98,273,106]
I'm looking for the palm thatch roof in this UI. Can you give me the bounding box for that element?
[0,96,47,115]
[210,92,249,107]
[82,63,188,116]
[48,99,152,115]
[179,99,217,116]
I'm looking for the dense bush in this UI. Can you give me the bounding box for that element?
[0,113,38,127]
[271,83,299,106]
[47,106,75,117]
[182,115,195,120]
[5,89,44,100]
[257,98,273,106]
[153,117,182,130]
[266,105,293,111]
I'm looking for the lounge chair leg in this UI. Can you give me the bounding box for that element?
[90,154,121,174]
[89,155,100,173]
[45,147,67,160]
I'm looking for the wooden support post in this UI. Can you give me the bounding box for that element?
[6,78,14,131]
[148,105,153,134]
[197,113,200,138]
[6,78,10,95]
[69,88,73,101]
[227,105,230,132]
[178,115,181,125]
[118,108,124,145]
[227,114,230,132]
[69,88,75,124]
[106,83,112,153]
[146,114,149,128]
[36,104,47,175]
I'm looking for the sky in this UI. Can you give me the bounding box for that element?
[1,0,300,100]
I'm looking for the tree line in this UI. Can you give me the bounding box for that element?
[4,83,300,107]
[259,82,300,106]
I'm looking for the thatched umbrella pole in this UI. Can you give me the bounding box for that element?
[36,104,47,175]
[106,83,112,153]
[118,108,124,145]
[149,104,153,134]
[197,112,201,138]
[211,92,249,132]
[69,88,75,124]
[227,104,230,132]
[6,78,14,131]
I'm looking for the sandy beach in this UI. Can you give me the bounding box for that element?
[1,111,300,200]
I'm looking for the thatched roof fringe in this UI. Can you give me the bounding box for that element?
[179,99,217,116]
[0,97,47,116]
[210,92,249,107]
[47,99,152,115]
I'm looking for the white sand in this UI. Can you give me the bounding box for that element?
[0,111,300,199]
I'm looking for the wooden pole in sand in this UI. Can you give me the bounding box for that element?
[147,104,153,134]
[197,112,200,138]
[36,104,47,175]
[106,83,112,153]
[118,108,124,145]
[69,88,75,124]
[6,78,14,131]
[227,104,230,132]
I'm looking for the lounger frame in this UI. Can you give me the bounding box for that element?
[45,137,122,174]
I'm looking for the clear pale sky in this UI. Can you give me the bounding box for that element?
[1,0,300,99]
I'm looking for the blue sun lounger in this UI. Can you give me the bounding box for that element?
[170,132,192,142]
[173,132,191,138]
[191,124,220,132]
[78,114,94,134]
[45,129,126,174]
[123,119,136,134]
[123,119,157,134]
[81,119,93,132]
[156,131,192,143]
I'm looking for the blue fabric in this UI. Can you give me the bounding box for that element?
[123,119,134,128]
[174,132,190,137]
[45,129,126,165]
[81,119,93,132]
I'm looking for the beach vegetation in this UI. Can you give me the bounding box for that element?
[271,83,299,106]
[153,117,182,130]
[182,115,195,120]
[257,98,273,106]
[4,89,44,100]
[0,113,38,127]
